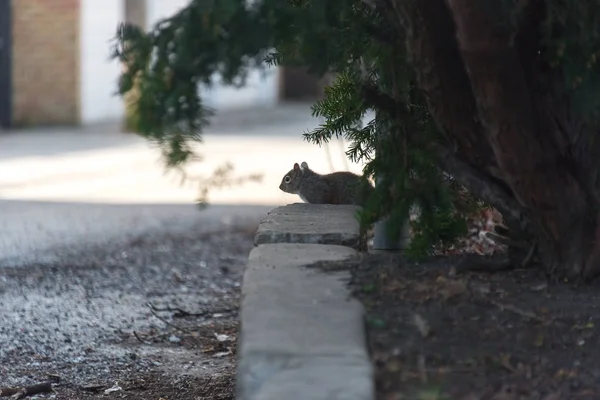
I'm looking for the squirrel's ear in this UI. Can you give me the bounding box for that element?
[293,163,300,171]
[300,162,308,170]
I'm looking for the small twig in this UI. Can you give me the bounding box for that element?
[147,303,232,318]
[133,331,147,344]
[148,303,232,318]
[485,298,547,323]
[132,330,165,344]
[80,384,107,393]
[427,366,478,374]
[198,376,213,396]
[0,382,53,399]
[147,304,193,334]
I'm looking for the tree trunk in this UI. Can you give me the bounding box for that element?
[390,0,600,281]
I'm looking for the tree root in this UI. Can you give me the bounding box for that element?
[454,240,538,273]
[520,240,537,268]
[484,298,546,323]
[483,231,529,251]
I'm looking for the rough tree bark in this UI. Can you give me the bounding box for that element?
[387,0,600,280]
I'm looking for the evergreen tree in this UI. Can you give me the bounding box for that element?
[112,0,600,281]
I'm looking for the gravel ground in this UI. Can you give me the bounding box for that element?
[0,205,264,399]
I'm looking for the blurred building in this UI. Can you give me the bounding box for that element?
[0,0,323,129]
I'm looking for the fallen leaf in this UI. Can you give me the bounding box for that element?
[436,276,468,300]
[386,360,402,373]
[499,354,518,373]
[490,384,520,400]
[413,282,433,294]
[368,317,386,329]
[572,322,595,330]
[530,283,548,291]
[385,279,408,293]
[362,283,376,293]
[575,389,596,396]
[533,333,545,347]
[554,368,578,379]
[215,333,232,342]
[416,386,443,400]
[541,392,562,400]
[471,282,491,295]
[104,384,122,395]
[413,313,432,338]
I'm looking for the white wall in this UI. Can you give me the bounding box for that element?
[78,0,279,125]
[80,0,125,124]
[209,68,279,110]
[146,0,189,28]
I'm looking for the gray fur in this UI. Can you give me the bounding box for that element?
[278,161,374,206]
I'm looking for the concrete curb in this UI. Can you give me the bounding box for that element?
[254,203,363,249]
[237,204,374,400]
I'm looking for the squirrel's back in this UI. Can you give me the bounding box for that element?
[279,162,373,206]
[322,171,372,205]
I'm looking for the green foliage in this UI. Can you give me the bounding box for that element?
[111,0,490,257]
[293,7,483,257]
[111,0,278,202]
[111,1,274,168]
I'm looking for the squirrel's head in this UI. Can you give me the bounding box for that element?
[279,162,309,194]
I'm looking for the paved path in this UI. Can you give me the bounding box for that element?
[0,104,366,206]
[0,200,271,265]
[0,103,368,264]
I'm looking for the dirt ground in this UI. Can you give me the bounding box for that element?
[0,220,258,399]
[353,253,600,400]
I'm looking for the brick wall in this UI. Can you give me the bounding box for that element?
[11,0,81,126]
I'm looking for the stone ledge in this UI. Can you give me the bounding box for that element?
[254,203,362,249]
[237,243,373,400]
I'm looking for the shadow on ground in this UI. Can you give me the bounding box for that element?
[354,253,600,400]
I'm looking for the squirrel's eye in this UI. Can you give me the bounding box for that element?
[284,176,291,183]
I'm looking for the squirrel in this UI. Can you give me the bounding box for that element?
[278,161,374,206]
